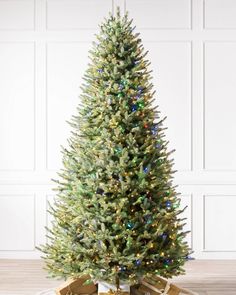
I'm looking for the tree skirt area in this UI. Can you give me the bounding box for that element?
[35,277,198,295]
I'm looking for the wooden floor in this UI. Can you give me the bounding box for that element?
[0,260,235,295]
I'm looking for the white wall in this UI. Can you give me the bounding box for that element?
[0,0,236,259]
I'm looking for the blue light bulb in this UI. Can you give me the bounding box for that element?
[143,167,149,173]
[166,200,172,208]
[131,104,137,112]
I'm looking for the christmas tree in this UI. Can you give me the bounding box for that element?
[40,8,191,287]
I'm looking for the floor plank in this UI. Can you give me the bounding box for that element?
[0,260,235,295]
[171,260,236,295]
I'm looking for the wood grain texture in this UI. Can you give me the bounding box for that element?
[0,260,236,295]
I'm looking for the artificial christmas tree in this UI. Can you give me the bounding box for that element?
[39,7,192,295]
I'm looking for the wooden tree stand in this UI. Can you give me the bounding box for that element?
[56,275,198,295]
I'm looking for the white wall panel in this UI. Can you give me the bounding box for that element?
[146,42,192,171]
[0,43,35,170]
[204,195,236,251]
[46,42,90,170]
[126,0,191,29]
[204,42,236,171]
[0,0,34,30]
[46,0,112,30]
[204,0,236,29]
[0,195,35,250]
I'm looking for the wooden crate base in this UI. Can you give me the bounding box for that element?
[56,276,197,295]
[55,276,97,295]
[138,277,197,295]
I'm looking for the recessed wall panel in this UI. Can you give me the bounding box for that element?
[204,195,236,251]
[204,0,236,29]
[126,0,191,29]
[204,42,236,170]
[0,195,35,250]
[0,43,35,170]
[146,42,192,171]
[47,0,112,30]
[0,0,34,30]
[46,42,90,170]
